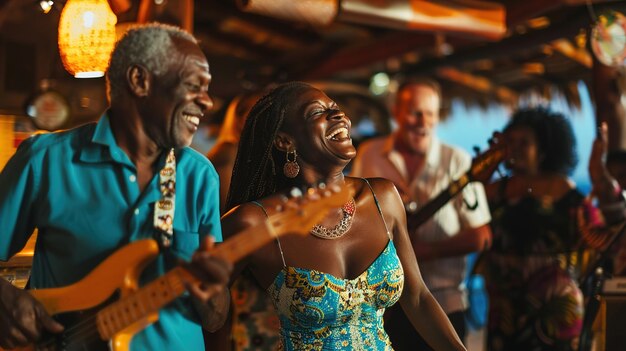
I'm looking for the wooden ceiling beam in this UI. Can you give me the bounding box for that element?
[339,0,506,40]
[237,0,506,39]
[194,0,321,43]
[300,33,438,80]
[435,66,518,103]
[550,39,592,68]
[405,3,626,77]
[300,32,477,81]
[194,24,281,60]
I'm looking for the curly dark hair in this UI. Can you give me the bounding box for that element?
[504,107,578,175]
[225,82,312,210]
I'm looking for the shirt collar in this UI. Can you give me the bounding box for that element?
[387,131,441,168]
[79,114,133,167]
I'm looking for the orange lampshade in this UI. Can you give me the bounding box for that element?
[58,0,117,78]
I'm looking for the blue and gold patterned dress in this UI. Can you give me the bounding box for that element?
[267,180,404,350]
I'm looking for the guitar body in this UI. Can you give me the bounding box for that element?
[20,239,160,351]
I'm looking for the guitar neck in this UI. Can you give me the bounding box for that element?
[211,219,275,263]
[95,220,276,339]
[410,173,471,229]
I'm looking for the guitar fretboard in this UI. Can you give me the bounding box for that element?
[95,220,276,338]
[96,268,188,339]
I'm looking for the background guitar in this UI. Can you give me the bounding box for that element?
[405,133,507,234]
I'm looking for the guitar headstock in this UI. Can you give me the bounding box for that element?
[267,183,355,238]
[470,132,507,183]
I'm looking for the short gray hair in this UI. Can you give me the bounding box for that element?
[107,23,198,102]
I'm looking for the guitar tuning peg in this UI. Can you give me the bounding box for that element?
[491,131,503,143]
[316,182,329,196]
[274,194,289,212]
[289,187,303,198]
[472,146,480,156]
[306,186,322,200]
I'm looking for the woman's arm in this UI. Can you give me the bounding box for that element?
[200,203,270,350]
[372,178,467,351]
[220,203,270,284]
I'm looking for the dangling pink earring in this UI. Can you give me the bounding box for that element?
[283,149,300,178]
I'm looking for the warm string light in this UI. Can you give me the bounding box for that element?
[39,0,55,14]
[58,0,117,78]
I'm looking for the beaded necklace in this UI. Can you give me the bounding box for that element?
[310,198,356,239]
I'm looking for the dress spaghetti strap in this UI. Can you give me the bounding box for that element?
[362,178,392,239]
[250,201,287,267]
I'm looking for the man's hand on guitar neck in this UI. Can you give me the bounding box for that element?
[0,278,64,350]
[186,236,233,332]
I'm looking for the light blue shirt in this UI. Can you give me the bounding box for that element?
[0,115,222,350]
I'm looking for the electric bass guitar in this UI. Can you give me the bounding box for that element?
[10,185,353,351]
[406,133,506,233]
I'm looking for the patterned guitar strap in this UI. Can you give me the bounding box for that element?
[154,148,176,247]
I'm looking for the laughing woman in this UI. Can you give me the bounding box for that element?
[220,82,466,350]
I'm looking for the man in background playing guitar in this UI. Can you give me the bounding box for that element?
[351,78,492,350]
[0,24,231,350]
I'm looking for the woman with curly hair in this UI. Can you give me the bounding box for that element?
[480,107,585,351]
[221,82,466,350]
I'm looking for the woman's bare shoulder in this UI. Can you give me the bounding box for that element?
[221,202,268,239]
[349,176,398,195]
[348,177,403,213]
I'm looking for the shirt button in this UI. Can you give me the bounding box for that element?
[134,208,139,215]
[129,174,136,182]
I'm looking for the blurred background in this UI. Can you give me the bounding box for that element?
[1,0,621,190]
[3,1,626,349]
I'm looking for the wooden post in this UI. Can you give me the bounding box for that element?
[592,57,626,150]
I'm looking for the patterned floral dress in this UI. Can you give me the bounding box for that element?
[268,240,404,350]
[480,189,585,351]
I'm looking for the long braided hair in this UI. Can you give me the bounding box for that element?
[225,82,312,210]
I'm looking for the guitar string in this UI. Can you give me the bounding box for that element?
[61,327,101,349]
[37,314,100,348]
[37,295,137,348]
[58,296,145,341]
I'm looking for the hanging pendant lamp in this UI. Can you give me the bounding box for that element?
[58,0,117,78]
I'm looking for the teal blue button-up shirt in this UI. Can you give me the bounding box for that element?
[0,115,222,350]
